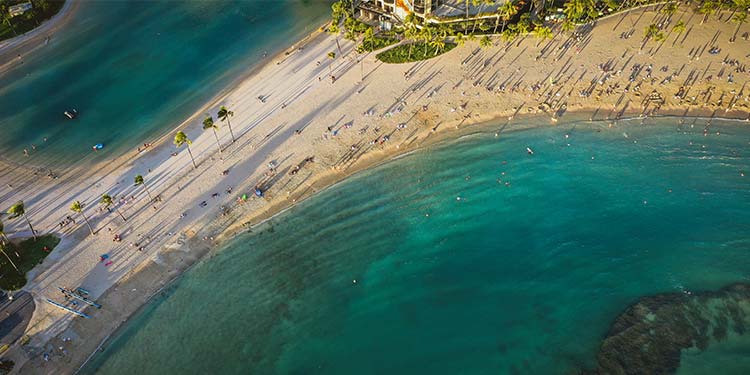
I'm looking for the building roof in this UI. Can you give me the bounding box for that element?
[432,0,503,18]
[8,2,33,17]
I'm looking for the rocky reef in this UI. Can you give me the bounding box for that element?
[584,283,750,375]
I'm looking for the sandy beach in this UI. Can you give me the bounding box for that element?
[0,4,748,373]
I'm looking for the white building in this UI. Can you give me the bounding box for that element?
[8,2,33,18]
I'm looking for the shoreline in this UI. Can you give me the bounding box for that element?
[74,109,750,374]
[0,19,331,178]
[0,0,79,76]
[3,4,748,373]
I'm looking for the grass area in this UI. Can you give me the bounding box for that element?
[356,35,399,53]
[376,42,457,64]
[0,235,60,290]
[0,0,65,42]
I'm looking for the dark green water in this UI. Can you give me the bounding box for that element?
[0,0,331,167]
[82,119,750,374]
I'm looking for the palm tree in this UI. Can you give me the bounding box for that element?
[672,20,686,34]
[455,32,466,46]
[731,11,747,41]
[561,20,576,33]
[563,0,597,24]
[70,201,95,235]
[420,24,435,44]
[516,13,531,34]
[405,25,419,59]
[202,116,222,155]
[501,28,518,42]
[671,20,686,45]
[7,201,35,240]
[327,51,336,76]
[697,1,717,24]
[532,25,553,42]
[480,35,493,48]
[470,0,491,34]
[645,23,661,40]
[430,38,447,55]
[496,1,518,34]
[100,194,127,222]
[174,131,197,169]
[660,2,678,16]
[217,106,236,143]
[0,219,19,273]
[134,174,153,202]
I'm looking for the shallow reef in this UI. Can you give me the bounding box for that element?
[584,283,750,374]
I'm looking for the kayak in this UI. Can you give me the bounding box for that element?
[92,143,104,150]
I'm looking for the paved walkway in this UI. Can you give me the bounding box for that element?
[0,292,34,346]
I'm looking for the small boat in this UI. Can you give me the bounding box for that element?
[64,109,78,119]
[59,287,102,309]
[92,143,104,151]
[526,147,534,155]
[45,298,91,318]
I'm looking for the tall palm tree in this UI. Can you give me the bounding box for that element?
[100,194,127,222]
[202,116,222,155]
[697,0,717,24]
[327,51,336,76]
[470,0,490,34]
[134,175,153,202]
[496,1,518,34]
[7,201,35,240]
[671,20,686,45]
[0,219,19,273]
[430,38,447,55]
[404,12,420,59]
[174,131,197,169]
[217,106,236,143]
[420,24,435,45]
[731,11,747,41]
[70,201,95,235]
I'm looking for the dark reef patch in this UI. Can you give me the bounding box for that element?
[584,283,750,375]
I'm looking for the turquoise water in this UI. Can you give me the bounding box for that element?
[82,119,750,374]
[0,0,331,167]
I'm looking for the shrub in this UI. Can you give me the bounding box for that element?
[376,42,457,64]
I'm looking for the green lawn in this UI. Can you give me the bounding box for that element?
[0,0,65,42]
[376,42,457,64]
[0,235,60,290]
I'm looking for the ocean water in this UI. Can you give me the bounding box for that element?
[82,119,750,374]
[0,0,332,167]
